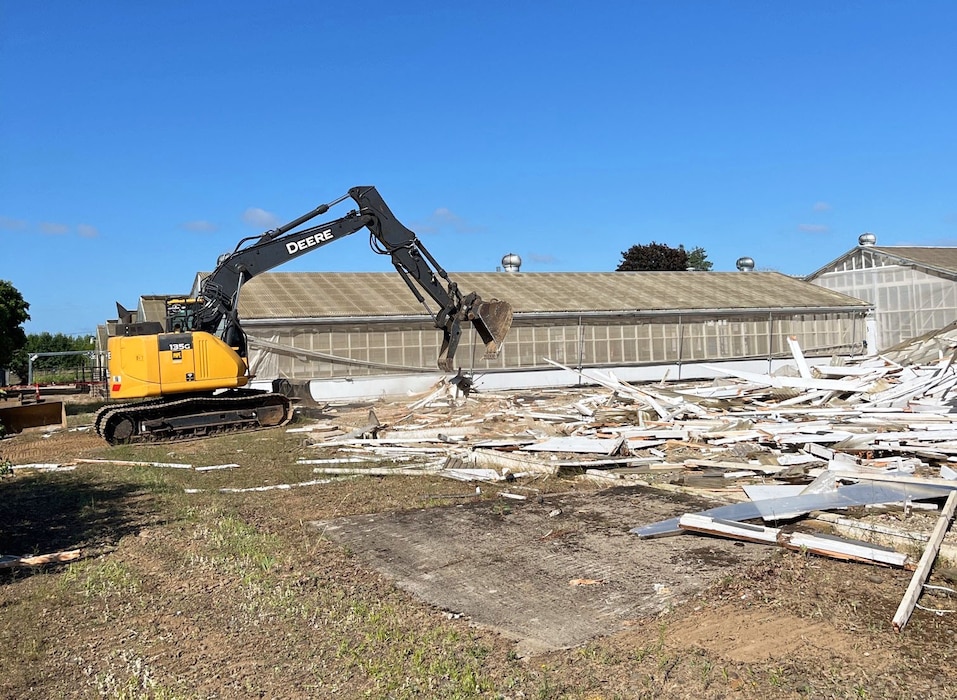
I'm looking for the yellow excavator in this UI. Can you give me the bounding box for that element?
[95,186,513,444]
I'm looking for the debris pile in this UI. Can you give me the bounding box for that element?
[295,334,957,629]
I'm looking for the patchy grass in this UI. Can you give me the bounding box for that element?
[62,558,141,598]
[2,401,957,698]
[92,649,196,700]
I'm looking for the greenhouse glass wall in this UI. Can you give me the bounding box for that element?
[810,251,957,350]
[244,308,869,381]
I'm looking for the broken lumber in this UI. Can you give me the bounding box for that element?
[633,479,952,537]
[0,549,81,569]
[311,466,442,477]
[469,448,558,476]
[75,458,193,469]
[892,490,957,632]
[184,477,347,494]
[787,335,812,379]
[10,463,76,472]
[194,463,240,472]
[678,514,910,567]
[683,458,786,475]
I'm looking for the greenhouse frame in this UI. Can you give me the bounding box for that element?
[807,245,957,351]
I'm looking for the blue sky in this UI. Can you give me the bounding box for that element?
[2,1,956,335]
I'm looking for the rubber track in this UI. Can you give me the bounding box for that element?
[94,391,293,445]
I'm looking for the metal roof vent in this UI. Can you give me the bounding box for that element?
[501,252,522,272]
[736,256,755,271]
[859,232,877,246]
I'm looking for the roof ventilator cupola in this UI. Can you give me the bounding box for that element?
[736,256,755,271]
[501,253,522,272]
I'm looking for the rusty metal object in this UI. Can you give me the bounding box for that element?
[472,298,513,358]
[0,399,66,434]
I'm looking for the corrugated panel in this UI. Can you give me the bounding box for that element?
[138,296,170,323]
[808,246,957,280]
[870,247,957,276]
[237,271,869,320]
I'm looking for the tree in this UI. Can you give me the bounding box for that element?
[10,332,94,384]
[685,245,713,271]
[617,242,688,271]
[616,243,712,271]
[0,280,30,379]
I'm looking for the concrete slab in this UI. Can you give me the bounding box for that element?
[313,485,767,654]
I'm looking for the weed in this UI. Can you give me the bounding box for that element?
[202,512,281,578]
[768,666,785,688]
[7,401,957,699]
[62,558,141,598]
[694,656,713,685]
[633,622,668,665]
[94,649,194,700]
[536,670,553,700]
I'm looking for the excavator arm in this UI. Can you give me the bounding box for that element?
[193,186,512,371]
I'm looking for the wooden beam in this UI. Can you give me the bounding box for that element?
[75,458,193,469]
[678,514,910,567]
[892,490,957,632]
[787,335,812,379]
[829,471,957,490]
[0,549,81,569]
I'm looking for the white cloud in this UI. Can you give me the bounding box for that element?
[526,253,556,265]
[0,216,28,230]
[183,220,219,233]
[39,222,70,235]
[812,201,832,212]
[243,207,279,229]
[433,207,462,226]
[2,218,99,238]
[413,207,482,235]
[799,224,829,233]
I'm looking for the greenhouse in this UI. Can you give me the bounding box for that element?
[219,271,872,386]
[807,242,957,351]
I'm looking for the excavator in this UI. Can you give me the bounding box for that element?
[94,186,513,445]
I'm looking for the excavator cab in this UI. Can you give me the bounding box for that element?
[165,298,202,333]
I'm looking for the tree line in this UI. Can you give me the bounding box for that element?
[0,280,96,384]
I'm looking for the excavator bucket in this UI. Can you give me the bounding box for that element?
[470,298,513,359]
[0,399,67,434]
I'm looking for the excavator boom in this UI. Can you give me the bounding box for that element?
[194,186,511,368]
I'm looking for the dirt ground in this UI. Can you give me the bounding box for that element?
[1,394,956,699]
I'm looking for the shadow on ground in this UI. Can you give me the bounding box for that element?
[0,471,159,580]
